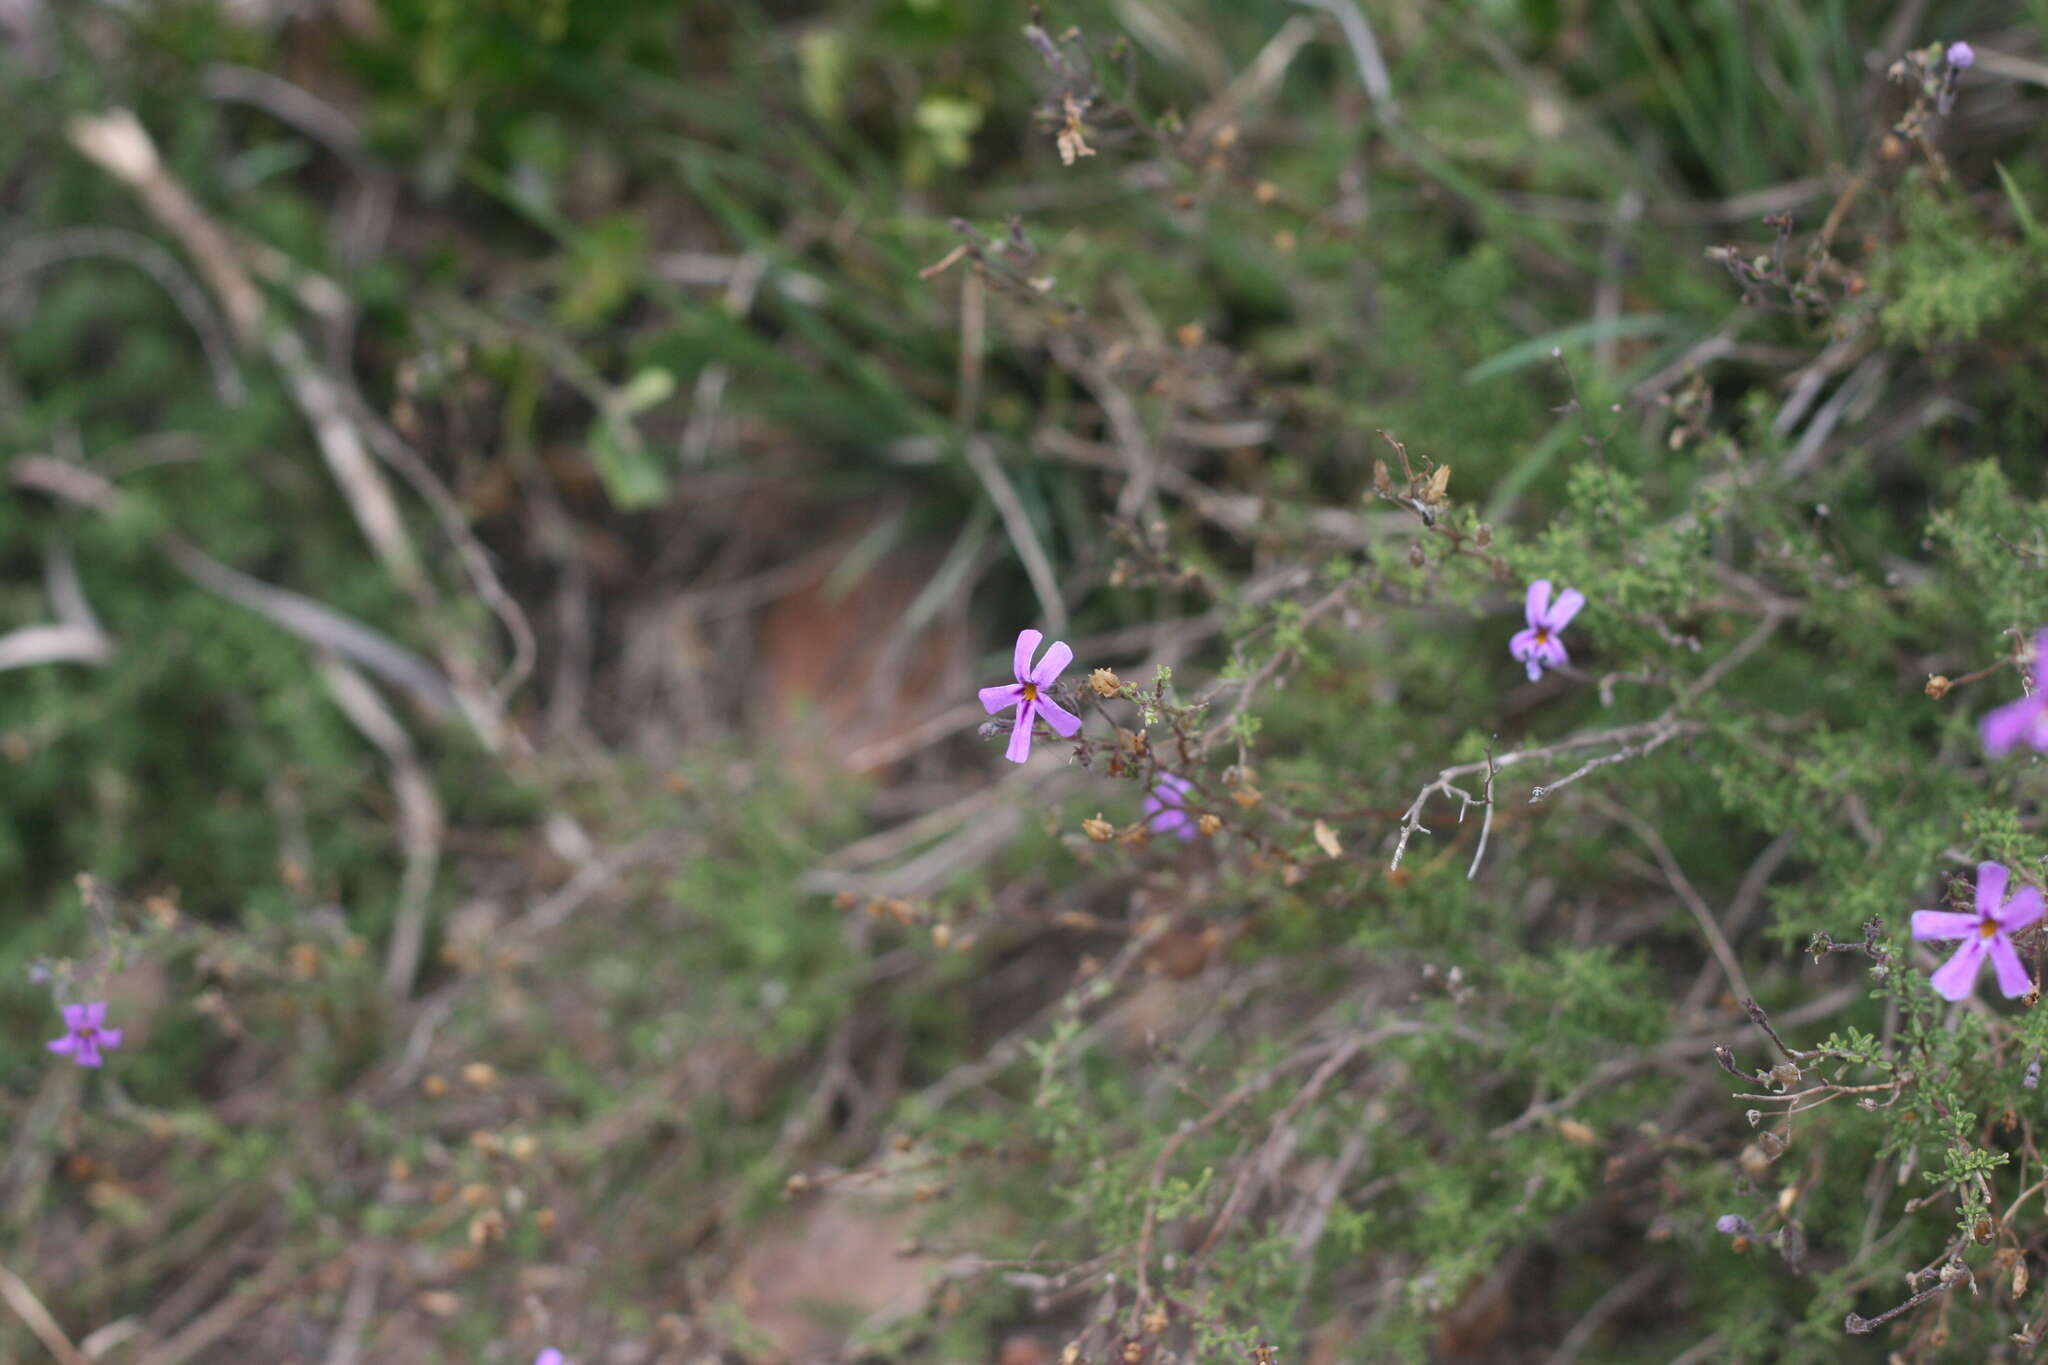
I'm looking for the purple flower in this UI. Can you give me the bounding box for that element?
[1715,1214,1752,1237]
[536,1352,566,1365]
[978,628,1083,763]
[1981,631,2048,755]
[1947,41,1975,68]
[1142,772,1199,840]
[1509,579,1585,682]
[1912,861,2044,1001]
[47,1001,123,1067]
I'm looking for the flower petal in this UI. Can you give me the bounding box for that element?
[1981,696,2045,755]
[1012,629,1043,685]
[1978,861,2011,913]
[1036,693,1083,738]
[1545,587,1586,631]
[979,683,1026,716]
[1004,704,1036,763]
[1524,580,1553,629]
[1929,938,1989,1001]
[1509,627,1539,662]
[47,1035,77,1055]
[1525,658,1544,682]
[1991,936,2034,999]
[73,1040,103,1068]
[97,1028,122,1051]
[1538,636,1570,672]
[82,1001,107,1027]
[61,1002,90,1030]
[1910,910,1981,941]
[2000,885,2045,934]
[1030,640,1074,688]
[537,1352,567,1365]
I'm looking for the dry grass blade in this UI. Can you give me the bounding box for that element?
[317,656,444,998]
[66,109,265,346]
[963,436,1069,634]
[9,457,460,719]
[0,1263,89,1365]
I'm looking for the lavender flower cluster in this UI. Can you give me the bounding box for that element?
[980,604,2048,1007]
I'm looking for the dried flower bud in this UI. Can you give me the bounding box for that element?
[1056,95,1096,165]
[783,1172,812,1197]
[1372,460,1393,495]
[462,1062,498,1090]
[1925,674,1952,698]
[1175,322,1205,350]
[1556,1118,1598,1147]
[1088,668,1123,698]
[467,1208,507,1247]
[1121,1342,1145,1365]
[1082,815,1115,843]
[1407,543,1427,569]
[1197,813,1223,837]
[867,898,916,925]
[458,1183,494,1208]
[1423,464,1452,505]
[1253,180,1278,205]
[422,1074,449,1098]
[1142,1304,1169,1335]
[931,922,953,949]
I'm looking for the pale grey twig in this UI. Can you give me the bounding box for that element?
[1390,719,1702,871]
[1288,0,1395,117]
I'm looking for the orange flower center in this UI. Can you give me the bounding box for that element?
[1980,917,2000,939]
[1021,683,1039,702]
[1533,629,1550,644]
